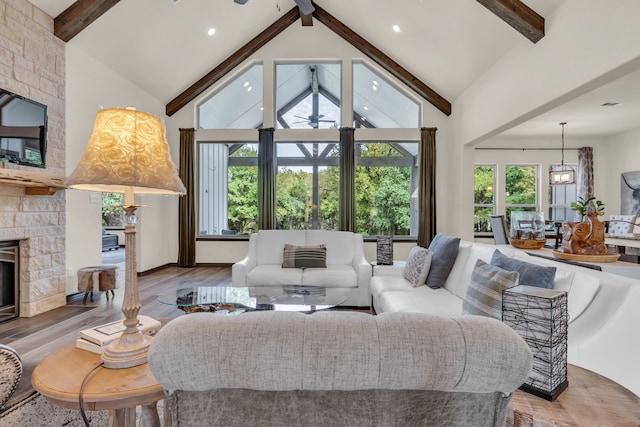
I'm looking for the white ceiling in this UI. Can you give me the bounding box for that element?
[29,0,640,139]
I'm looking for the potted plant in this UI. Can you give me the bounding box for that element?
[570,197,605,221]
[560,197,608,256]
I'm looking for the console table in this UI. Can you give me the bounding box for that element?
[507,364,640,426]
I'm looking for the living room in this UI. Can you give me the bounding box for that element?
[1,0,640,424]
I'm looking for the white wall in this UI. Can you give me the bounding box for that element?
[449,0,640,240]
[65,44,178,293]
[596,128,640,215]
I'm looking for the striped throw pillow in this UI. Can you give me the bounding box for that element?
[282,244,327,268]
[462,259,519,319]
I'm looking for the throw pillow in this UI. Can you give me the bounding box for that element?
[490,250,556,289]
[403,246,433,287]
[462,259,519,319]
[425,233,461,289]
[282,244,327,268]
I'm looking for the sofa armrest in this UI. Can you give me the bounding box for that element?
[372,265,405,277]
[232,255,258,286]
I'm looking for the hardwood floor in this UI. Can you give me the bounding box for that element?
[0,264,233,406]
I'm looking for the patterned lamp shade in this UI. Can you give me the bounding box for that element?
[64,107,186,196]
[502,285,569,401]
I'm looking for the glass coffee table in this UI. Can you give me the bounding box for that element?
[158,285,347,313]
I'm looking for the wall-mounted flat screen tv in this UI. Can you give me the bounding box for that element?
[0,88,47,168]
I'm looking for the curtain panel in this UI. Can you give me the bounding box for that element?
[577,146,594,200]
[177,128,196,267]
[258,128,277,230]
[418,127,437,248]
[339,127,356,232]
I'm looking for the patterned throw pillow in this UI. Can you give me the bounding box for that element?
[462,259,519,319]
[282,244,327,268]
[403,246,433,287]
[425,233,461,289]
[490,250,556,289]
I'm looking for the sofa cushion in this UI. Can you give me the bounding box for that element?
[306,231,354,265]
[462,259,519,319]
[426,234,461,289]
[491,250,556,289]
[378,287,463,316]
[246,265,303,286]
[302,265,358,288]
[256,230,306,265]
[608,215,637,235]
[403,247,432,287]
[282,244,327,268]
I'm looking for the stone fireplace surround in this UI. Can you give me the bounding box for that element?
[0,0,67,317]
[0,186,66,317]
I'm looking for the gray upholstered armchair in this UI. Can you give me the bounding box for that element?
[149,311,532,427]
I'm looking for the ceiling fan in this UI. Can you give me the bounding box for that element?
[234,0,315,15]
[292,114,335,128]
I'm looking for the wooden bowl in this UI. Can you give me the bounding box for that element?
[510,239,547,250]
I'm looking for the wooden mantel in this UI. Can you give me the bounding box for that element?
[0,166,66,195]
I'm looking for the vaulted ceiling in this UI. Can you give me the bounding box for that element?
[28,0,640,139]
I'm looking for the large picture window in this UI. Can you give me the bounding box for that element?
[505,165,538,224]
[196,58,424,238]
[198,143,258,236]
[474,165,495,233]
[276,142,339,230]
[355,142,417,236]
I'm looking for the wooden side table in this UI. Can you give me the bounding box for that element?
[32,341,165,427]
[507,364,640,426]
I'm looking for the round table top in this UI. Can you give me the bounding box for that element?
[507,364,640,426]
[31,341,164,411]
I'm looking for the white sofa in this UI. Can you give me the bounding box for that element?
[232,230,371,307]
[370,240,640,397]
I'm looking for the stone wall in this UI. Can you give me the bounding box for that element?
[0,0,66,316]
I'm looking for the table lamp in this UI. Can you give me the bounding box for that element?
[65,107,186,368]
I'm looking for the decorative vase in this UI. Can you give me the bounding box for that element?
[376,236,393,265]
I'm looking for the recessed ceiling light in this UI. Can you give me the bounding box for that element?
[372,80,379,86]
[372,85,377,91]
[600,102,625,107]
[392,25,401,33]
[363,106,369,111]
[243,81,250,87]
[247,86,252,92]
[207,28,216,36]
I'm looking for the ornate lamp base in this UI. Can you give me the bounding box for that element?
[101,334,152,369]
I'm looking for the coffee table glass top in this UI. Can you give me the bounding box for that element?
[158,286,346,313]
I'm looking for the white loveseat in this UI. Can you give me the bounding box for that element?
[232,230,371,307]
[371,240,640,397]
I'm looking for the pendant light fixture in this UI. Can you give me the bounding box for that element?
[549,122,576,185]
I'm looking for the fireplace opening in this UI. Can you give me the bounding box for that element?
[0,240,19,322]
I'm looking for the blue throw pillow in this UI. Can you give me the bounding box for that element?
[425,234,461,289]
[490,250,556,289]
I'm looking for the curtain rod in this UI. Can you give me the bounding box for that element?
[475,147,580,151]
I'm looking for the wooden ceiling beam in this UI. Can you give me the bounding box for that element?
[300,13,313,26]
[54,0,121,42]
[166,6,300,117]
[312,4,451,116]
[476,0,544,43]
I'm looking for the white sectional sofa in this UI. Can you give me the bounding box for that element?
[232,230,371,307]
[370,240,640,397]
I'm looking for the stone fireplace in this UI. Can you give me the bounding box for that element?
[0,0,67,317]
[0,186,66,317]
[0,240,19,321]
